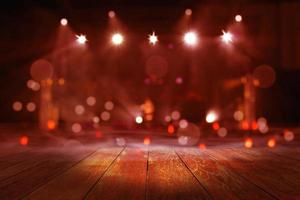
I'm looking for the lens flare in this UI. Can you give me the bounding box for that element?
[235,15,242,22]
[206,110,218,123]
[112,33,124,45]
[60,18,68,26]
[76,34,87,44]
[221,31,233,44]
[183,31,198,46]
[135,116,143,124]
[148,32,158,45]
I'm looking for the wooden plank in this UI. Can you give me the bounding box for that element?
[0,147,96,181]
[0,151,38,171]
[25,147,124,200]
[206,147,300,199]
[176,148,274,200]
[270,147,300,161]
[86,147,147,200]
[223,147,300,176]
[146,147,212,200]
[0,145,99,200]
[0,146,29,159]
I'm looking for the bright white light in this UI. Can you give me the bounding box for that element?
[135,116,143,124]
[184,31,198,46]
[206,110,218,123]
[112,33,124,45]
[221,31,233,44]
[149,32,158,45]
[60,18,68,26]
[235,15,242,22]
[76,34,87,44]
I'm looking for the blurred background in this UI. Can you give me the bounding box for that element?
[0,0,299,136]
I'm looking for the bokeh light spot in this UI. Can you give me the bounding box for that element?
[19,136,29,146]
[12,101,22,112]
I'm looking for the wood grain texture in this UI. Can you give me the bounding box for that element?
[206,147,300,199]
[86,147,148,200]
[270,147,300,161]
[26,147,124,200]
[176,148,274,200]
[0,140,299,200]
[0,146,98,200]
[147,147,212,200]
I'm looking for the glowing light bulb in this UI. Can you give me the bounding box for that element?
[206,110,218,123]
[135,116,143,124]
[76,34,87,44]
[221,31,233,44]
[60,18,68,26]
[235,15,242,22]
[112,33,124,45]
[148,32,158,45]
[183,31,198,46]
